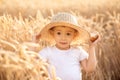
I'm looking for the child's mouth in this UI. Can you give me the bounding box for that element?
[59,42,67,45]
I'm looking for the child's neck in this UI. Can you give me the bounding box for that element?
[55,45,70,50]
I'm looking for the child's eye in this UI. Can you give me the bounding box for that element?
[66,33,71,36]
[57,32,61,35]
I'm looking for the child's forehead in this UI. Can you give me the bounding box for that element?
[53,26,75,31]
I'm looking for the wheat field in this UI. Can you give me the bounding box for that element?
[0,0,120,80]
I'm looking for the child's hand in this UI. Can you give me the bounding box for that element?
[90,35,99,42]
[90,31,101,46]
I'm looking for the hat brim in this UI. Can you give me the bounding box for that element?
[40,22,90,45]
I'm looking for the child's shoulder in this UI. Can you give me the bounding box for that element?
[39,46,53,54]
[71,45,84,51]
[71,45,88,55]
[41,46,53,50]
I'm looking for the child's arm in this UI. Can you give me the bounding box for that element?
[80,33,100,73]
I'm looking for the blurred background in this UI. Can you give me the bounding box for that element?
[0,0,120,80]
[0,0,120,17]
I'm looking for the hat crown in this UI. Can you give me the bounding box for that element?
[51,12,78,26]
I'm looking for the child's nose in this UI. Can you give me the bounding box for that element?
[61,34,66,40]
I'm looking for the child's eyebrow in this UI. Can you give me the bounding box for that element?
[67,31,73,33]
[67,29,76,32]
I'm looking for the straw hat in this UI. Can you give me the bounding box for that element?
[40,12,90,45]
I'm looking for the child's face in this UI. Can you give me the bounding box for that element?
[52,26,76,50]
